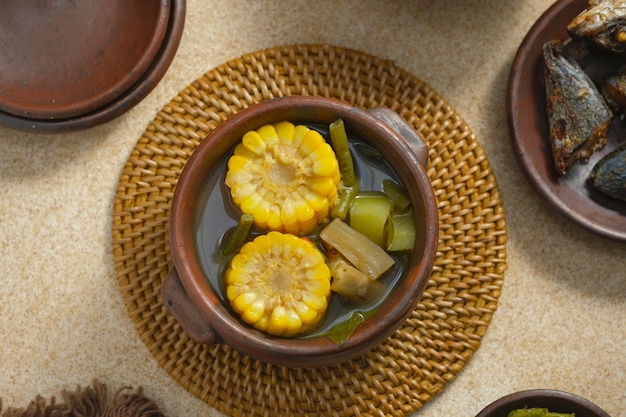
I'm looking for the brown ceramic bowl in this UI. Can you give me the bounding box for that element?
[162,96,439,368]
[507,0,626,241]
[475,389,611,417]
[0,0,185,133]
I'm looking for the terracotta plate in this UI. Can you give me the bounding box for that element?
[0,0,170,119]
[0,0,186,133]
[507,0,626,241]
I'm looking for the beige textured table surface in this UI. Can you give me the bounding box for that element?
[1,1,625,416]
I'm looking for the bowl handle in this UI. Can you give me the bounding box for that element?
[161,268,218,345]
[366,107,429,168]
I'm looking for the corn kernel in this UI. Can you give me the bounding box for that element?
[252,201,271,228]
[285,309,304,334]
[276,121,296,145]
[233,292,255,312]
[302,192,327,213]
[280,200,300,227]
[240,193,263,214]
[257,124,279,146]
[268,306,289,334]
[292,124,310,147]
[227,154,250,172]
[294,301,317,325]
[266,206,282,230]
[242,298,266,323]
[255,316,269,332]
[313,158,339,177]
[242,131,267,155]
[308,177,335,196]
[298,130,324,155]
[232,143,257,160]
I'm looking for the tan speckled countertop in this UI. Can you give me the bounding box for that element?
[1,1,625,416]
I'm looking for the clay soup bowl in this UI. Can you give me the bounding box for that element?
[475,389,611,417]
[162,96,439,368]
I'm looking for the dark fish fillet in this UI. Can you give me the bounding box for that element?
[590,144,626,200]
[567,0,626,55]
[603,65,626,110]
[543,40,612,175]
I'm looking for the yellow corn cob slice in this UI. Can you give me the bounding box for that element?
[225,122,341,235]
[225,231,331,337]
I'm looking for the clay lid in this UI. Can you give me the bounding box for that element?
[0,0,170,119]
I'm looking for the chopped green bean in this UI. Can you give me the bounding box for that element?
[382,179,411,211]
[329,118,356,187]
[220,214,254,257]
[507,409,574,417]
[331,185,359,220]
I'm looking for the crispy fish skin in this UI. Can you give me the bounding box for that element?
[567,0,626,54]
[590,144,626,200]
[603,68,626,110]
[543,40,612,175]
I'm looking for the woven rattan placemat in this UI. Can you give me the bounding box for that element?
[112,44,507,417]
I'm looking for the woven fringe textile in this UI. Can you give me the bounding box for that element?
[0,381,164,417]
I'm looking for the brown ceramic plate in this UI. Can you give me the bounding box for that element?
[475,389,610,417]
[507,0,626,242]
[0,0,185,133]
[0,0,169,119]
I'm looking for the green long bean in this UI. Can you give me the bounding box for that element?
[331,185,358,220]
[220,214,254,257]
[329,118,356,187]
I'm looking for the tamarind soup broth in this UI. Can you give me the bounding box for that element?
[194,123,413,339]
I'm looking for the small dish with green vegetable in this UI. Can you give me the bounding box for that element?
[475,389,610,417]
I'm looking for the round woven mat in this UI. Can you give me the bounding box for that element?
[112,44,507,417]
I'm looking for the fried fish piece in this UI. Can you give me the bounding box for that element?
[603,65,626,110]
[589,143,626,200]
[543,40,612,175]
[567,0,626,54]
